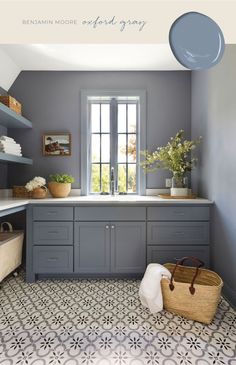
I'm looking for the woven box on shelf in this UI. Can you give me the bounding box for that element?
[12,186,31,198]
[161,257,223,324]
[0,95,22,115]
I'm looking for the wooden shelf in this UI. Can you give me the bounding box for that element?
[0,102,32,129]
[0,152,33,165]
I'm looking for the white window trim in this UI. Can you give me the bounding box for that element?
[81,89,147,195]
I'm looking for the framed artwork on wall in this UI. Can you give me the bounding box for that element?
[43,133,71,156]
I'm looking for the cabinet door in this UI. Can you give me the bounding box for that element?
[74,222,110,273]
[111,222,146,274]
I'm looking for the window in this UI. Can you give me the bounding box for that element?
[81,91,146,195]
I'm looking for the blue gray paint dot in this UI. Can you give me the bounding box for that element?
[169,12,225,70]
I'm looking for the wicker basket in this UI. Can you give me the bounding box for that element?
[0,222,24,283]
[161,257,223,324]
[0,95,22,115]
[12,186,31,198]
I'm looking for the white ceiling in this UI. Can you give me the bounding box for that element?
[0,44,187,91]
[1,44,186,71]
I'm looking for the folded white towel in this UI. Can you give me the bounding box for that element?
[139,263,171,314]
[0,141,21,149]
[0,147,22,152]
[0,136,16,142]
[0,151,22,156]
[0,141,20,147]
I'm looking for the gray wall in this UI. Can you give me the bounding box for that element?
[0,86,8,188]
[8,71,191,188]
[191,45,236,306]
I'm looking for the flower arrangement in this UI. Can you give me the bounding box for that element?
[25,176,46,192]
[141,130,202,178]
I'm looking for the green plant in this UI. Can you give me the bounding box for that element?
[49,174,75,184]
[141,130,202,178]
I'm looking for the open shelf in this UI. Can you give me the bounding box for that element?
[0,152,33,165]
[0,102,32,129]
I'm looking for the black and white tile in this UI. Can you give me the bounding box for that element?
[0,271,235,364]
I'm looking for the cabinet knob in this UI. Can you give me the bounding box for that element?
[105,225,109,229]
[111,225,115,229]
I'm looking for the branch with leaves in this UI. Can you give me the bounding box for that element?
[141,130,202,178]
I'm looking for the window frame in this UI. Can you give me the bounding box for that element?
[81,90,147,195]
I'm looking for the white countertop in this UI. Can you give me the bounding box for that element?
[0,195,213,212]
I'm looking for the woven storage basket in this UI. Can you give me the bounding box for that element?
[12,186,32,198]
[0,222,24,283]
[161,257,223,324]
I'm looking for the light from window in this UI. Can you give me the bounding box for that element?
[89,98,138,194]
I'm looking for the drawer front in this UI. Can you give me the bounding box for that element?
[147,222,209,245]
[147,206,209,221]
[75,207,146,221]
[147,245,210,267]
[33,207,73,221]
[33,222,73,245]
[33,246,73,273]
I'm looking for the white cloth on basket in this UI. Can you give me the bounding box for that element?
[139,263,171,314]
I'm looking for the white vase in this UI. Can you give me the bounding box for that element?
[170,187,189,196]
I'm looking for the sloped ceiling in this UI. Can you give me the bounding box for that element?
[0,44,186,91]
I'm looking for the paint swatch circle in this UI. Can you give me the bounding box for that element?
[169,12,225,70]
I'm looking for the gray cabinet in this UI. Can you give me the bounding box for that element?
[147,245,210,265]
[147,206,210,267]
[33,246,73,273]
[26,203,211,282]
[33,222,73,245]
[111,222,146,273]
[33,206,73,221]
[74,222,110,273]
[75,207,146,221]
[74,221,146,274]
[147,222,209,245]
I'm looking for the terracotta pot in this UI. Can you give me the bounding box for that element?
[31,186,47,199]
[48,182,71,198]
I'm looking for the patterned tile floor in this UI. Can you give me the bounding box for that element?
[0,271,235,365]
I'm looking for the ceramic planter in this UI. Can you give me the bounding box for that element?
[48,182,71,198]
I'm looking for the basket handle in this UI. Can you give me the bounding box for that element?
[0,221,13,233]
[169,256,204,295]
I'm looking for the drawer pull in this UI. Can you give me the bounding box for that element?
[173,211,185,216]
[47,211,57,214]
[47,258,57,262]
[48,231,59,234]
[175,232,185,235]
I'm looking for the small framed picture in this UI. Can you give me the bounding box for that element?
[43,133,71,156]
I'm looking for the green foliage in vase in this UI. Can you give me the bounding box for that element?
[49,173,75,184]
[141,130,202,178]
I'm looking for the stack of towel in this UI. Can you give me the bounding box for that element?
[0,136,22,156]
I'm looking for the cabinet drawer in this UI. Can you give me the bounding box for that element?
[147,245,210,267]
[147,206,209,221]
[147,222,209,245]
[75,207,146,221]
[33,222,73,245]
[33,207,73,221]
[33,246,73,273]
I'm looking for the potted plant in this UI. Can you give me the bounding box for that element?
[48,173,75,198]
[141,130,202,196]
[25,177,47,199]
